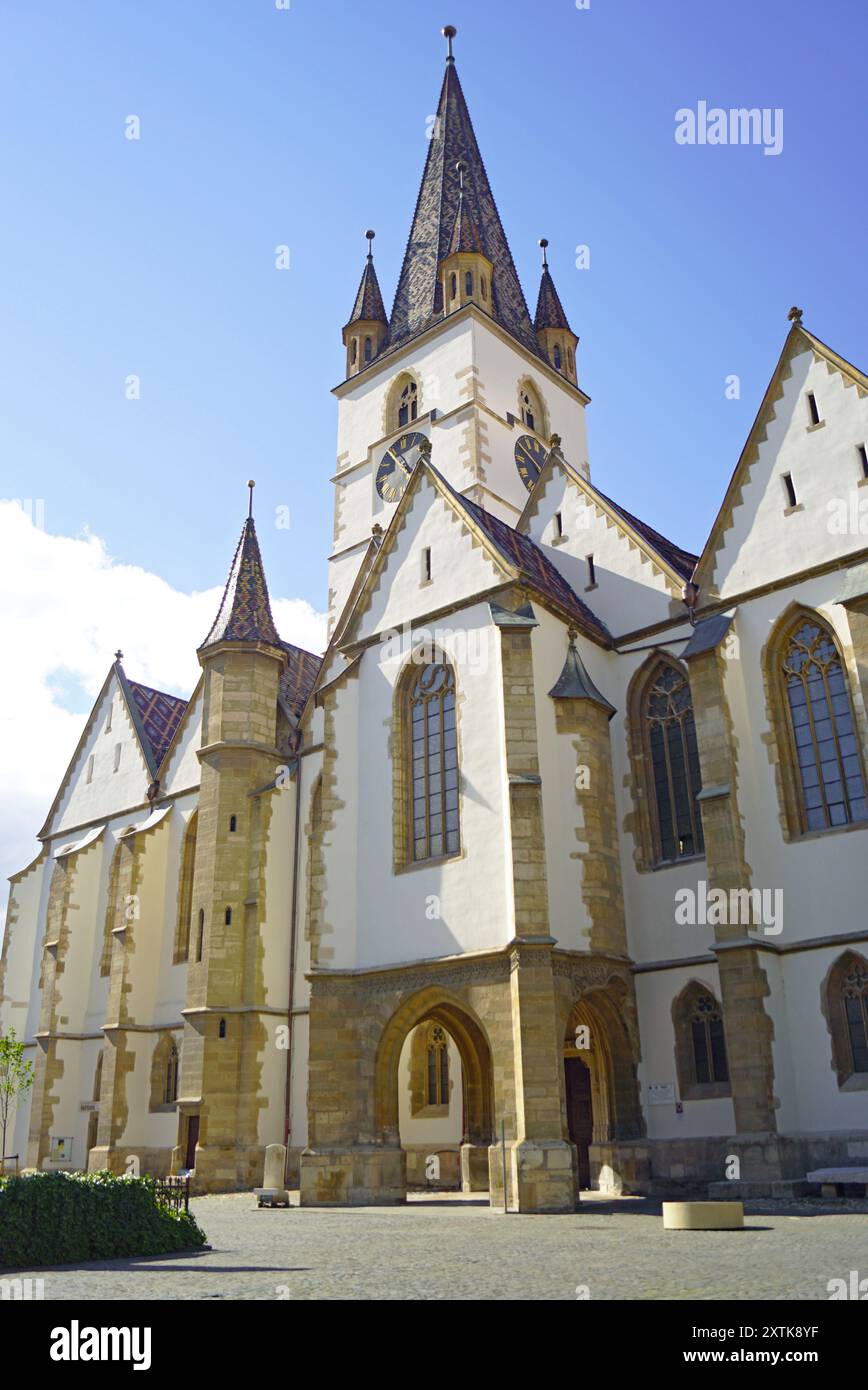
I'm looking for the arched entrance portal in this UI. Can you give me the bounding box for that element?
[376,989,495,1198]
[561,985,645,1192]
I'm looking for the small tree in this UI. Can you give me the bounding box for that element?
[0,1028,34,1171]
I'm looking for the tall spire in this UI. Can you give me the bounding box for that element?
[199,488,282,650]
[387,27,539,357]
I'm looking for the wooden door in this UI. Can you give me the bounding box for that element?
[564,1057,593,1189]
[185,1115,200,1171]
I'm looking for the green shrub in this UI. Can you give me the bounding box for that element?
[0,1170,207,1270]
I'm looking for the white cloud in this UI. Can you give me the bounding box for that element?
[0,502,326,924]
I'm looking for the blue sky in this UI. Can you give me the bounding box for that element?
[1,0,866,620]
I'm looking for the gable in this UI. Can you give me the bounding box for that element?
[699,332,868,601]
[43,672,153,838]
[159,682,203,795]
[522,461,685,633]
[349,469,509,644]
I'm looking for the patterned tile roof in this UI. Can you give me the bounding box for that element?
[199,517,282,650]
[592,486,698,583]
[346,254,388,328]
[387,60,541,359]
[447,191,485,256]
[126,681,188,771]
[279,640,322,720]
[441,477,610,642]
[534,266,572,333]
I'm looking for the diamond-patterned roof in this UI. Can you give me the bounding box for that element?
[199,517,282,650]
[279,640,322,720]
[534,266,572,333]
[439,476,609,642]
[346,254,388,328]
[387,59,540,358]
[126,681,188,771]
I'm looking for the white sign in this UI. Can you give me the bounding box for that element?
[648,1083,676,1106]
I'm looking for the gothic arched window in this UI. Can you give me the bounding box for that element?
[450,272,457,302]
[823,951,868,1086]
[553,343,562,370]
[164,1043,179,1104]
[364,336,372,363]
[778,616,867,833]
[519,383,545,436]
[465,270,473,296]
[426,1025,450,1106]
[175,811,197,963]
[408,659,459,862]
[398,379,418,427]
[672,982,730,1099]
[643,660,704,863]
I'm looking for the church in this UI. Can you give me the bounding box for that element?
[2,28,867,1212]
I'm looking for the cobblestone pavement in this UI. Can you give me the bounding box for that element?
[12,1192,868,1300]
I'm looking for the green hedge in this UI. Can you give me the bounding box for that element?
[0,1171,207,1270]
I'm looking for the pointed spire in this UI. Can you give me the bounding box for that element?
[533,239,572,332]
[548,628,615,718]
[345,229,388,328]
[199,489,282,651]
[388,32,539,356]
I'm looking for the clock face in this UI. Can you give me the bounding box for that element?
[514,434,548,492]
[376,431,427,503]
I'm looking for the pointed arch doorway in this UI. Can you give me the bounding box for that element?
[561,984,645,1192]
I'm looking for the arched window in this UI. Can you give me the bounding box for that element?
[426,1024,450,1106]
[672,982,730,1099]
[175,811,197,963]
[778,615,867,833]
[195,909,205,962]
[464,270,473,296]
[351,338,357,364]
[398,379,417,427]
[823,951,868,1087]
[450,272,457,301]
[553,343,562,370]
[481,275,487,300]
[224,906,232,926]
[519,383,545,436]
[218,1018,227,1039]
[567,346,573,372]
[150,1034,180,1111]
[408,658,459,862]
[642,660,704,863]
[164,1043,179,1104]
[364,336,372,363]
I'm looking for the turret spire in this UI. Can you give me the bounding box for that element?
[199,495,282,651]
[342,229,389,376]
[533,239,579,385]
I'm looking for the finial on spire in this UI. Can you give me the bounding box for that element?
[455,159,467,194]
[787,305,803,324]
[538,237,549,270]
[442,24,456,62]
[114,649,123,663]
[247,479,255,519]
[365,229,375,261]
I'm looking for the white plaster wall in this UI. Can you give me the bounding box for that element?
[525,466,681,634]
[713,348,868,600]
[780,946,868,1132]
[53,676,152,836]
[160,690,202,795]
[634,965,736,1140]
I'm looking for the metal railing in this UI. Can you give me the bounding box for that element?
[153,1174,190,1213]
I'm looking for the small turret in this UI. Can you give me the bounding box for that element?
[533,239,579,386]
[343,230,388,378]
[439,160,494,318]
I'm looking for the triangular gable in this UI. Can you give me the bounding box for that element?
[39,664,155,839]
[158,676,203,794]
[520,450,693,596]
[693,321,868,598]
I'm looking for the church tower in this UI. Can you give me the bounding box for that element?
[176,486,288,1190]
[327,26,591,634]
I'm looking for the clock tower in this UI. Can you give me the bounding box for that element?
[328,27,591,635]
